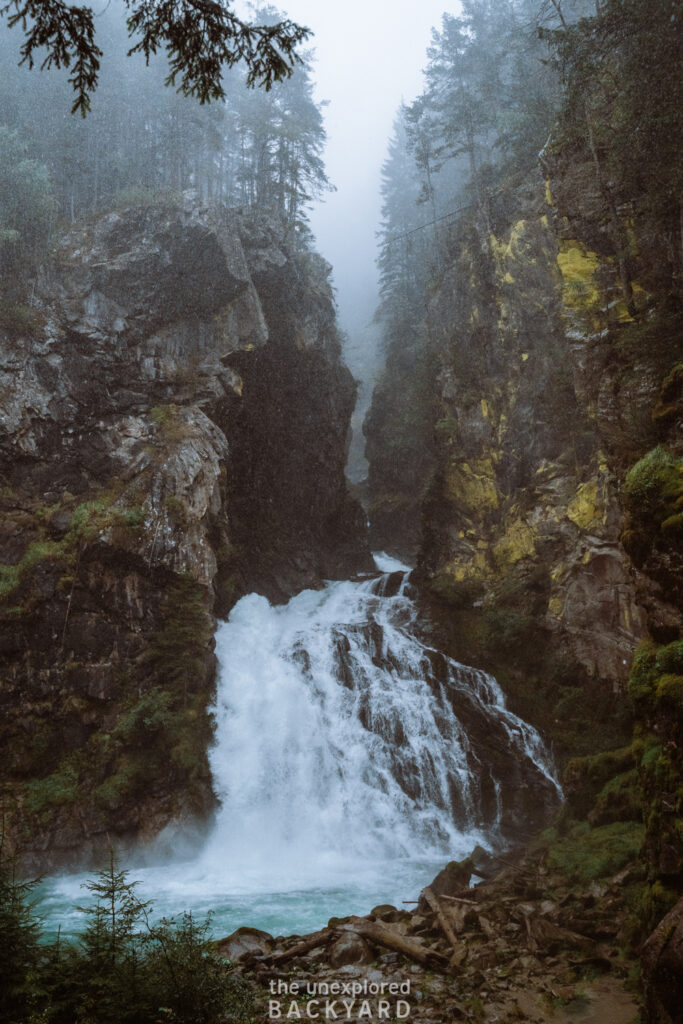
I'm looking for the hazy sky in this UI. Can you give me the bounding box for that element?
[241,0,460,336]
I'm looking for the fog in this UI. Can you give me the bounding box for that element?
[238,0,461,477]
[2,0,458,476]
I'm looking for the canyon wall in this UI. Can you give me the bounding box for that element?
[0,196,370,870]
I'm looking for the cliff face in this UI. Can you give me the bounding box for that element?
[366,165,681,731]
[365,152,683,975]
[0,196,370,871]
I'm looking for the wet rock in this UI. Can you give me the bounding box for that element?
[642,896,683,1024]
[370,904,402,922]
[328,933,375,968]
[216,926,275,961]
[419,854,474,910]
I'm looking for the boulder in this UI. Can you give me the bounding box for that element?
[328,933,375,967]
[215,926,274,962]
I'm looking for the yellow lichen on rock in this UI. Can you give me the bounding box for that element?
[567,480,605,531]
[557,241,601,312]
[445,458,499,513]
[492,517,536,567]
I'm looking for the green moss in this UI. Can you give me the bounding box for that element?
[546,821,645,883]
[149,404,190,443]
[444,458,499,514]
[563,744,638,818]
[113,688,174,743]
[627,641,658,710]
[590,770,642,826]
[631,880,679,940]
[655,673,683,710]
[24,764,79,816]
[0,493,144,605]
[492,517,535,566]
[429,573,485,607]
[93,760,140,809]
[482,607,535,653]
[0,539,71,599]
[69,498,145,542]
[656,640,683,674]
[623,446,683,525]
[566,480,605,532]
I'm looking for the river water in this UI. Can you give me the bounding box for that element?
[37,554,560,940]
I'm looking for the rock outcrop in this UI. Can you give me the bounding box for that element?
[0,195,370,871]
[364,154,682,1021]
[365,166,681,738]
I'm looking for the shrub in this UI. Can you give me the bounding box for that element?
[623,446,682,524]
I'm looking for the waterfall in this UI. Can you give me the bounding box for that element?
[40,554,561,936]
[201,555,561,886]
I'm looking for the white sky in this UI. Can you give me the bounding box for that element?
[243,0,460,335]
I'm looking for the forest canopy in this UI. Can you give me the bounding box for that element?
[0,0,311,115]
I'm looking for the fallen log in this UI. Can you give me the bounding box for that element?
[338,920,449,969]
[422,887,460,952]
[270,929,337,963]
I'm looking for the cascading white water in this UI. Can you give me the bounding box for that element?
[200,553,560,885]
[39,553,560,938]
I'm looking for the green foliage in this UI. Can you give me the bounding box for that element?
[540,0,682,239]
[0,538,71,599]
[24,763,79,816]
[2,853,255,1023]
[113,688,173,744]
[482,607,534,653]
[0,5,327,232]
[0,125,54,298]
[545,821,645,884]
[563,743,638,818]
[146,913,253,1023]
[631,879,679,941]
[2,0,310,115]
[145,575,213,694]
[69,498,145,543]
[91,684,211,814]
[627,641,658,711]
[0,841,42,1023]
[0,494,144,603]
[589,770,642,827]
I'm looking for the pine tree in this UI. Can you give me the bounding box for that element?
[0,838,42,1023]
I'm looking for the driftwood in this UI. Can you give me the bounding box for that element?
[440,895,478,906]
[270,929,337,963]
[338,919,449,969]
[422,887,460,952]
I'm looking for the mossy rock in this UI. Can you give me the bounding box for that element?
[623,446,683,527]
[563,744,637,818]
[545,821,645,884]
[588,769,643,827]
[655,674,683,711]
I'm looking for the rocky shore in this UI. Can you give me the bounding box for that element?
[219,845,683,1023]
